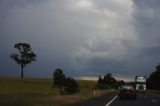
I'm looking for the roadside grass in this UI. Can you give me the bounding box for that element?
[0,77,114,106]
[147,89,160,94]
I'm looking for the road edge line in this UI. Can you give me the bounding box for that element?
[105,95,117,106]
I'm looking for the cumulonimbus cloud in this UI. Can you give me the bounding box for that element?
[0,0,160,78]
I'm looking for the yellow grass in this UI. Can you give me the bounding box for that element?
[0,77,114,106]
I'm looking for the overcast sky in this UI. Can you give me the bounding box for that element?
[0,0,160,79]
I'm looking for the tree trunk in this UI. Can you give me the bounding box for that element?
[21,65,24,78]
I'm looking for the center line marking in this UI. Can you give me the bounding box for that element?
[105,95,118,106]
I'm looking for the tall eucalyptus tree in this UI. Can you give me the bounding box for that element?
[10,43,36,78]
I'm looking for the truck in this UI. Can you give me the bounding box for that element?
[135,76,146,93]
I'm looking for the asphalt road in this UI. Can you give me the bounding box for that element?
[110,93,160,106]
[71,92,160,106]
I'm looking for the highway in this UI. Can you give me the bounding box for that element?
[71,92,160,106]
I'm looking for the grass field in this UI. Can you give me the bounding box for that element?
[0,77,113,106]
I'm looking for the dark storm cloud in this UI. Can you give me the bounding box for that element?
[131,0,160,75]
[0,0,160,80]
[133,0,160,46]
[0,0,46,16]
[87,0,160,77]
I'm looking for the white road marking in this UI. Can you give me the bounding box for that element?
[105,95,118,106]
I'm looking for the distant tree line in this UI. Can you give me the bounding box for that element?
[147,64,160,90]
[97,73,124,89]
[52,68,79,95]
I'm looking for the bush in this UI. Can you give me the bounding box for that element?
[53,69,79,95]
[65,77,79,94]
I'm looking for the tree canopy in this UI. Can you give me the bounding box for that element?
[53,68,66,88]
[97,73,124,89]
[147,64,160,90]
[10,43,36,78]
[53,68,79,95]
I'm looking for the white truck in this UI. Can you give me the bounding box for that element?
[135,76,146,93]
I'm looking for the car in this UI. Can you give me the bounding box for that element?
[118,85,137,100]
